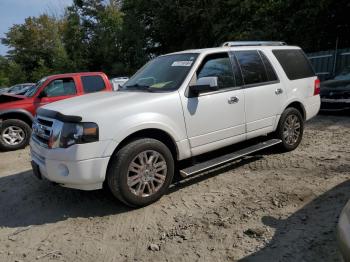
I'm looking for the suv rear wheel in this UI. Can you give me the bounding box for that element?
[0,119,31,151]
[275,107,304,152]
[107,138,174,207]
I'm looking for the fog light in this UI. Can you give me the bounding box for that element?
[58,164,69,177]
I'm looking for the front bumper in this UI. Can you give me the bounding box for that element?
[321,98,350,111]
[30,139,111,190]
[338,200,350,262]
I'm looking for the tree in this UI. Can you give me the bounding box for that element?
[2,14,71,82]
[62,5,89,72]
[63,0,125,76]
[0,56,10,87]
[1,0,349,84]
[122,0,350,54]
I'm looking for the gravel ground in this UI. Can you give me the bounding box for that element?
[0,113,349,262]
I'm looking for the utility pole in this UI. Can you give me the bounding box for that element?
[332,37,339,76]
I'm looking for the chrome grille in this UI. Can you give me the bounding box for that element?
[32,116,54,148]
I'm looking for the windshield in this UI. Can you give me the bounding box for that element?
[122,53,198,91]
[24,77,47,97]
[334,67,350,81]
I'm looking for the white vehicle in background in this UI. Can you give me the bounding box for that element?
[0,87,9,94]
[6,83,35,95]
[110,77,129,91]
[30,41,320,207]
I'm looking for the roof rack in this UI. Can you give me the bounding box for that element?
[221,41,287,47]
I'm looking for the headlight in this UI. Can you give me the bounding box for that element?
[49,122,99,149]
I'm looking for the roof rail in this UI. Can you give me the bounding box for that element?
[221,41,287,47]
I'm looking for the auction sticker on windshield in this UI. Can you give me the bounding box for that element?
[172,61,193,67]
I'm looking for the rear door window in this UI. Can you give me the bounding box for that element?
[272,49,315,80]
[259,51,278,82]
[81,75,106,93]
[235,50,268,85]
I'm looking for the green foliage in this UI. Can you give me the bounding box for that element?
[63,0,126,75]
[0,0,349,84]
[0,56,10,86]
[1,14,71,83]
[121,0,350,54]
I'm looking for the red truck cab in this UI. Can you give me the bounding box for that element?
[0,72,113,151]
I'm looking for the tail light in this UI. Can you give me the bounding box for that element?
[314,78,320,96]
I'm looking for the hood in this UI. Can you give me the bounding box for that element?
[320,79,350,99]
[42,91,175,121]
[0,93,27,104]
[321,79,350,90]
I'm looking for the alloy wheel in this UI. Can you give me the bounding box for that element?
[283,114,301,146]
[2,126,25,146]
[127,150,168,197]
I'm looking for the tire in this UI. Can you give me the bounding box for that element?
[0,119,31,151]
[107,138,174,207]
[275,107,304,152]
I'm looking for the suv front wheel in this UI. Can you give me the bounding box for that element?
[275,107,304,152]
[107,138,174,207]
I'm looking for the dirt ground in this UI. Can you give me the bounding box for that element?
[0,113,349,262]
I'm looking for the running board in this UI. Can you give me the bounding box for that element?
[180,139,282,177]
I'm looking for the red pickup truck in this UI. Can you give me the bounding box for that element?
[0,72,113,151]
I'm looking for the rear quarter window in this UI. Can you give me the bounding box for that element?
[272,49,315,80]
[81,75,106,93]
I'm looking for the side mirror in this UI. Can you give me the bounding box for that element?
[189,76,219,95]
[38,91,46,99]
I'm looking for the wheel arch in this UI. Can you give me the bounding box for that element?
[0,109,33,127]
[109,128,179,162]
[284,101,306,120]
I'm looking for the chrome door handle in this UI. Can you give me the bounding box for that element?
[275,88,283,95]
[228,96,239,104]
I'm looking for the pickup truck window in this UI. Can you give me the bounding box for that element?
[25,77,47,97]
[235,50,268,85]
[123,53,198,91]
[197,53,236,89]
[42,78,77,97]
[81,75,106,93]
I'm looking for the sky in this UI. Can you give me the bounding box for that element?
[0,0,73,55]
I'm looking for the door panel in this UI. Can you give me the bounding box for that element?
[244,82,285,134]
[182,52,246,156]
[35,95,77,109]
[184,89,246,151]
[234,50,286,136]
[34,77,78,109]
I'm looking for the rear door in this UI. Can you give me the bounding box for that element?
[35,77,79,108]
[234,50,286,138]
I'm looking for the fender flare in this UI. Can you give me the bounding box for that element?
[0,109,34,122]
[282,99,306,120]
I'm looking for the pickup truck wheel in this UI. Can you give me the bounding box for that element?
[0,119,31,151]
[107,138,174,207]
[276,107,304,152]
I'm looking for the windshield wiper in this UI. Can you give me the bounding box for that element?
[124,84,156,92]
[125,83,150,89]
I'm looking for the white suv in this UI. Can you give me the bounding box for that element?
[30,42,320,206]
